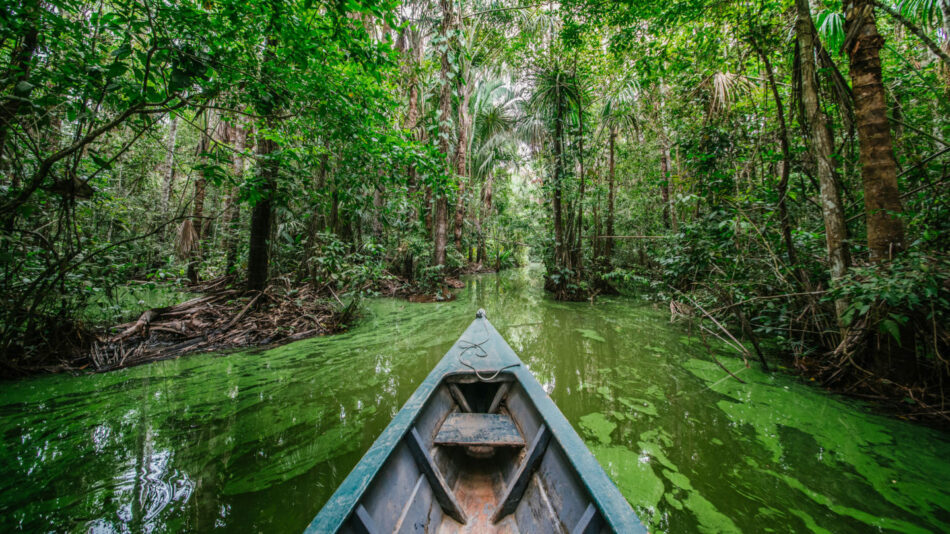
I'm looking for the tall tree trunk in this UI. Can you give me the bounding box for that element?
[592,181,602,260]
[796,0,851,321]
[844,0,905,261]
[248,129,275,291]
[657,83,674,230]
[433,196,448,267]
[476,171,493,264]
[221,119,247,273]
[474,203,483,264]
[247,19,280,292]
[424,188,433,234]
[161,116,179,214]
[453,78,471,255]
[372,184,384,239]
[667,147,679,232]
[752,33,807,288]
[606,126,616,260]
[187,177,206,283]
[402,27,423,224]
[223,185,240,272]
[660,144,672,228]
[432,0,453,268]
[552,77,566,272]
[573,84,585,272]
[186,113,213,284]
[329,174,340,234]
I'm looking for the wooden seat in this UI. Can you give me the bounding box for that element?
[435,413,525,448]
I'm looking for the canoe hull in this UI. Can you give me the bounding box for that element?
[305,311,646,533]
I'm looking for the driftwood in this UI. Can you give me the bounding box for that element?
[89,276,352,371]
[111,308,167,342]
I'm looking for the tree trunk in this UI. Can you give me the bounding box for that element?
[248,23,280,292]
[424,187,433,233]
[844,0,905,261]
[752,33,808,288]
[248,131,275,291]
[187,176,206,283]
[606,127,616,261]
[796,0,851,321]
[454,75,471,254]
[433,197,448,267]
[477,170,493,264]
[573,85,585,272]
[660,145,671,228]
[372,185,384,239]
[221,120,247,273]
[186,114,212,284]
[433,0,454,268]
[160,116,178,214]
[474,206,483,265]
[552,78,566,272]
[403,27,423,224]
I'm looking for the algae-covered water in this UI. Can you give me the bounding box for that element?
[1,268,949,532]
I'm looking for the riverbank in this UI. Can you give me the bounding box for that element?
[3,276,357,377]
[7,272,475,377]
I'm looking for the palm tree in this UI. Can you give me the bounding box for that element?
[598,75,639,262]
[524,62,582,295]
[467,77,520,263]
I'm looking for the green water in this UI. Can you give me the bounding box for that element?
[1,268,948,533]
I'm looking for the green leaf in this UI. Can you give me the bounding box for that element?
[880,319,901,346]
[90,153,112,170]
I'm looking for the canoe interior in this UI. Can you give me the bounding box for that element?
[339,373,609,534]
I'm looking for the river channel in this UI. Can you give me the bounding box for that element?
[1,267,948,532]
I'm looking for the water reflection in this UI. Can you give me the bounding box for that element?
[0,266,948,532]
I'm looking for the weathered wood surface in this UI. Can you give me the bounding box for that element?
[493,425,551,522]
[488,382,511,414]
[353,504,381,534]
[406,427,467,524]
[434,413,525,448]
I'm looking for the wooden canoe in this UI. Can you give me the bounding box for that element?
[304,310,647,533]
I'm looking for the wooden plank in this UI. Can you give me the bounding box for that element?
[447,375,515,384]
[514,474,563,534]
[434,413,525,448]
[353,504,380,534]
[572,502,602,534]
[405,427,467,524]
[358,442,420,532]
[393,474,435,534]
[493,424,551,522]
[537,444,589,528]
[488,382,512,414]
[448,383,472,413]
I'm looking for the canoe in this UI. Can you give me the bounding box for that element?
[305,309,647,533]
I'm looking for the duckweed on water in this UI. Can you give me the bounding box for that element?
[579,412,616,445]
[1,267,948,532]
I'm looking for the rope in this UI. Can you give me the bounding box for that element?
[457,318,520,381]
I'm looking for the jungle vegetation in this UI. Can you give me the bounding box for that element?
[1,0,948,421]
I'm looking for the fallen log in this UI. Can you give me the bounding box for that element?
[111,308,167,342]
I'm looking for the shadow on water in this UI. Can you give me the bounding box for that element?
[1,266,948,532]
